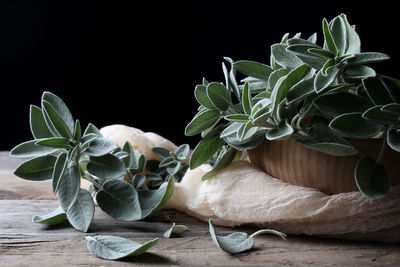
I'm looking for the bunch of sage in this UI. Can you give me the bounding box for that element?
[10,91,189,232]
[185,13,400,199]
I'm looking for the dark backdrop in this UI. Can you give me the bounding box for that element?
[0,1,399,150]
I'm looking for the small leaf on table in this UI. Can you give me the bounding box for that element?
[163,223,188,238]
[66,189,95,232]
[32,206,66,225]
[208,220,286,254]
[85,235,158,260]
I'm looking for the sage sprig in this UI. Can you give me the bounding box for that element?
[186,13,400,199]
[10,91,186,232]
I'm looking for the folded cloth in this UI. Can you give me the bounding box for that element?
[165,161,400,243]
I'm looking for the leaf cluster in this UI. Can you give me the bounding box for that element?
[186,14,399,199]
[10,92,189,232]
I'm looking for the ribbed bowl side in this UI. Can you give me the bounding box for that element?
[247,138,400,195]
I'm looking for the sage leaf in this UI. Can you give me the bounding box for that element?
[363,77,394,105]
[271,44,303,70]
[355,156,389,199]
[307,48,336,58]
[286,44,325,70]
[10,140,57,158]
[202,148,242,181]
[42,101,73,139]
[349,52,390,65]
[265,120,293,140]
[32,206,66,225]
[86,235,158,260]
[237,121,253,142]
[329,16,347,54]
[138,176,175,219]
[185,109,221,136]
[195,85,215,109]
[175,144,190,160]
[314,66,340,93]
[313,92,373,118]
[224,114,250,122]
[167,162,181,175]
[73,120,82,141]
[343,65,376,79]
[268,69,289,92]
[84,123,103,137]
[322,18,338,54]
[362,105,399,125]
[341,14,361,54]
[206,82,231,111]
[387,128,400,152]
[164,223,188,238]
[58,164,81,212]
[87,154,126,179]
[242,82,252,115]
[152,147,171,160]
[233,60,273,80]
[30,105,53,139]
[66,189,95,232]
[85,138,118,156]
[380,76,400,103]
[224,127,265,151]
[329,112,382,139]
[296,123,358,156]
[209,219,286,254]
[287,77,315,104]
[52,152,68,194]
[96,180,142,221]
[35,137,72,148]
[42,91,74,135]
[14,155,56,181]
[381,103,400,115]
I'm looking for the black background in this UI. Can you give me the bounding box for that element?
[0,1,399,150]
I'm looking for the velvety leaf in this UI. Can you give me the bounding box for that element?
[242,82,252,115]
[224,114,250,122]
[163,223,189,238]
[152,147,171,160]
[363,77,395,105]
[387,128,400,152]
[296,123,358,156]
[167,162,181,175]
[341,14,361,54]
[322,18,338,54]
[313,92,373,118]
[380,76,400,103]
[35,137,72,148]
[268,68,289,91]
[185,109,221,136]
[314,66,340,93]
[287,77,315,104]
[87,154,126,179]
[73,120,82,141]
[208,219,286,254]
[349,52,390,65]
[86,235,158,260]
[265,120,294,140]
[14,155,56,181]
[329,16,347,54]
[271,44,303,70]
[233,60,273,80]
[32,206,66,225]
[175,144,190,160]
[307,48,335,58]
[237,121,253,142]
[42,101,73,139]
[84,123,103,137]
[10,140,58,158]
[381,103,400,115]
[195,85,215,109]
[58,164,81,212]
[85,138,118,156]
[308,32,317,43]
[224,127,265,151]
[52,152,68,194]
[96,180,142,221]
[202,148,242,181]
[220,123,242,138]
[66,189,95,232]
[30,105,53,139]
[329,112,382,139]
[42,92,74,134]
[138,176,175,218]
[362,105,399,125]
[286,44,325,69]
[355,156,389,199]
[206,82,231,111]
[343,65,376,79]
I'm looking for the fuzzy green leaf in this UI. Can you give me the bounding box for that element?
[363,77,395,105]
[349,52,390,65]
[265,120,294,140]
[96,180,142,221]
[287,77,315,104]
[387,128,400,152]
[185,109,221,136]
[329,112,381,139]
[341,14,361,54]
[10,140,58,158]
[330,16,347,54]
[195,85,215,109]
[52,152,68,194]
[355,156,389,199]
[362,105,399,125]
[271,44,303,70]
[87,154,126,179]
[14,155,56,181]
[314,66,340,93]
[32,206,66,225]
[86,235,158,260]
[58,164,81,212]
[233,60,273,80]
[206,82,231,111]
[30,105,53,139]
[323,18,338,54]
[35,137,72,148]
[202,148,242,181]
[84,123,103,137]
[343,65,376,79]
[66,189,95,232]
[286,44,326,70]
[85,138,118,157]
[242,82,252,115]
[163,223,188,238]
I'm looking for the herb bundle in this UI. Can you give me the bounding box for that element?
[10,91,189,232]
[185,13,400,199]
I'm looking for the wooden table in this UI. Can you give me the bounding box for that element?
[1,152,399,266]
